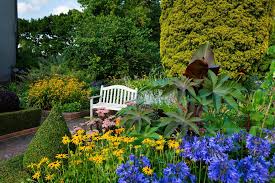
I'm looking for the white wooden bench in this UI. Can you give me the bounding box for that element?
[90,85,138,119]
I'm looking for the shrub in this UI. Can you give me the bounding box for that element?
[0,91,20,113]
[160,0,275,78]
[0,155,29,183]
[23,107,71,168]
[0,108,41,136]
[28,76,91,110]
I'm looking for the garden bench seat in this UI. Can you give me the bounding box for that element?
[90,85,138,119]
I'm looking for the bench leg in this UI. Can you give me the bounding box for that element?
[90,99,93,120]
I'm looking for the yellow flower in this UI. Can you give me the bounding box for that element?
[122,137,136,143]
[142,138,156,147]
[76,129,85,135]
[55,154,68,159]
[156,145,164,151]
[32,171,41,180]
[39,157,49,164]
[168,140,180,149]
[45,174,54,181]
[115,117,121,126]
[113,149,124,158]
[142,166,153,176]
[115,128,125,135]
[62,135,70,144]
[89,155,105,164]
[72,134,82,145]
[48,161,61,169]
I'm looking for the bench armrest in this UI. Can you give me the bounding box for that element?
[90,95,101,99]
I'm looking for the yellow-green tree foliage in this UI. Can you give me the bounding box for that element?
[160,0,274,78]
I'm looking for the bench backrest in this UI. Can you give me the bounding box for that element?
[99,85,138,104]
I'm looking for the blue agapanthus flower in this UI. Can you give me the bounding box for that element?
[208,159,240,183]
[160,162,196,183]
[181,135,229,163]
[238,156,271,183]
[246,134,271,157]
[116,155,155,183]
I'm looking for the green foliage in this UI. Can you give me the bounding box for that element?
[17,10,82,68]
[23,107,71,168]
[0,155,29,183]
[58,102,83,113]
[160,109,201,137]
[160,0,274,78]
[77,0,161,41]
[0,109,41,136]
[240,61,275,135]
[119,105,152,133]
[199,71,245,111]
[65,15,160,79]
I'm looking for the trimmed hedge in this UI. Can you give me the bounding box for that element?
[23,107,71,168]
[0,109,41,136]
[160,0,275,78]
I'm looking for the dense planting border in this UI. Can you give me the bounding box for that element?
[0,109,41,136]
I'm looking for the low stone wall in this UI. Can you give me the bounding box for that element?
[42,110,90,121]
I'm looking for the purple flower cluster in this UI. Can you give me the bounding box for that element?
[238,156,271,183]
[208,159,240,183]
[160,162,196,183]
[181,133,234,163]
[116,155,195,183]
[246,134,271,157]
[116,155,157,183]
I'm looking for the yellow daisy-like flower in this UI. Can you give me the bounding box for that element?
[113,149,124,157]
[45,174,54,181]
[32,171,41,180]
[72,134,82,145]
[55,154,68,159]
[168,140,180,149]
[62,135,70,144]
[142,138,156,147]
[48,161,61,169]
[156,145,164,151]
[115,128,125,135]
[39,157,49,164]
[76,129,85,135]
[89,155,105,164]
[142,166,153,176]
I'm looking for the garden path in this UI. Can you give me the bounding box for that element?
[0,118,86,160]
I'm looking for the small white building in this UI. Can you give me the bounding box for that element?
[0,0,17,82]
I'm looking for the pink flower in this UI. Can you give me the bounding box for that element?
[102,118,115,129]
[125,101,136,106]
[96,108,110,117]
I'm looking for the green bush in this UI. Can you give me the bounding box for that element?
[23,107,71,168]
[0,155,29,183]
[160,0,275,78]
[0,109,41,136]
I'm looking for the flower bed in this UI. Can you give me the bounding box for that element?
[26,128,275,183]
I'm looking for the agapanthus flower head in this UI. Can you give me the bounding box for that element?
[181,135,228,163]
[161,162,196,183]
[238,156,271,183]
[116,155,155,183]
[208,159,240,183]
[246,134,271,157]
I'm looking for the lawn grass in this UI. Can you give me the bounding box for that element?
[0,154,29,183]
